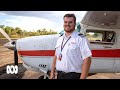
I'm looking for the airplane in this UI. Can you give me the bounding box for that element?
[1,11,120,79]
[3,41,15,50]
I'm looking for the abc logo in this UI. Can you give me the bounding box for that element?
[6,65,18,74]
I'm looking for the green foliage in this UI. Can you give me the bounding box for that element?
[94,33,100,37]
[0,25,58,38]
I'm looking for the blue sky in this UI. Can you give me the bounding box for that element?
[0,11,86,33]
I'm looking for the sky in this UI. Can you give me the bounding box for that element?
[0,11,87,33]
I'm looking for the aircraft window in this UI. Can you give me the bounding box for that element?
[86,32,103,41]
[86,30,115,45]
[105,31,115,42]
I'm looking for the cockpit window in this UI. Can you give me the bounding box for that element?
[86,29,115,45]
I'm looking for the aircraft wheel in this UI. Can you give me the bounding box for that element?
[38,75,49,79]
[38,75,44,79]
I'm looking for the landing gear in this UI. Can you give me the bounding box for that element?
[38,71,50,79]
[38,75,49,79]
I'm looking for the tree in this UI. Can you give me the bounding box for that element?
[94,33,99,37]
[0,24,58,38]
[4,26,11,35]
[0,25,5,29]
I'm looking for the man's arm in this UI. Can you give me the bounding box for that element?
[80,57,91,79]
[50,55,57,79]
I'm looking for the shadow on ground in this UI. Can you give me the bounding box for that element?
[0,63,27,79]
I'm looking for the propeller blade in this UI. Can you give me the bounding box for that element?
[0,28,12,42]
[13,42,18,65]
[0,28,18,65]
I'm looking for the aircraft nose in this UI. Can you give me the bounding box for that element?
[4,42,10,47]
[3,42,15,50]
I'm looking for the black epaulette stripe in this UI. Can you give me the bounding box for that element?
[59,34,63,37]
[78,33,85,37]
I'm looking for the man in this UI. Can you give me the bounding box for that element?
[50,13,92,79]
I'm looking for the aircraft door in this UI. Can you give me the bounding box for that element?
[86,29,116,73]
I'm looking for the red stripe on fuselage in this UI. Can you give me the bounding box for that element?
[18,50,55,56]
[18,49,120,58]
[92,49,120,58]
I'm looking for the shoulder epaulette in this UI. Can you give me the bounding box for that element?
[59,33,63,37]
[78,33,85,37]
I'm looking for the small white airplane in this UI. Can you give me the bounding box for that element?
[1,11,120,79]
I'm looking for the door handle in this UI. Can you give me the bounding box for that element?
[103,46,112,48]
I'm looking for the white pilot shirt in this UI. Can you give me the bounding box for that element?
[55,30,92,73]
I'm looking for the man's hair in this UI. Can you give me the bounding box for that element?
[63,14,76,22]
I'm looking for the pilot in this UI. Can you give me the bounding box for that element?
[50,13,92,79]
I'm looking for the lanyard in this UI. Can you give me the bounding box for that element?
[61,36,71,52]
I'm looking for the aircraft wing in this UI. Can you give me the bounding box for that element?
[81,11,120,29]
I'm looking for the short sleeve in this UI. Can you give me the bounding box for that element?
[79,37,92,60]
[55,38,60,49]
[55,38,61,56]
[55,49,57,56]
[55,40,59,56]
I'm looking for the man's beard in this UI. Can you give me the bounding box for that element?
[64,27,75,33]
[64,29,74,33]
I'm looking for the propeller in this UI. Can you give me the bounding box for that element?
[12,41,18,65]
[0,28,18,66]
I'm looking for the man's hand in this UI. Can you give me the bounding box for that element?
[50,55,57,79]
[49,72,55,79]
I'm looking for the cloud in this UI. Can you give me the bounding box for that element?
[0,11,86,21]
[0,11,87,32]
[1,15,58,31]
[0,11,59,21]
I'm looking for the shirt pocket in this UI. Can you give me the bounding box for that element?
[68,43,77,49]
[67,43,79,56]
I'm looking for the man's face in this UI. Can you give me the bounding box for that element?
[63,17,76,33]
